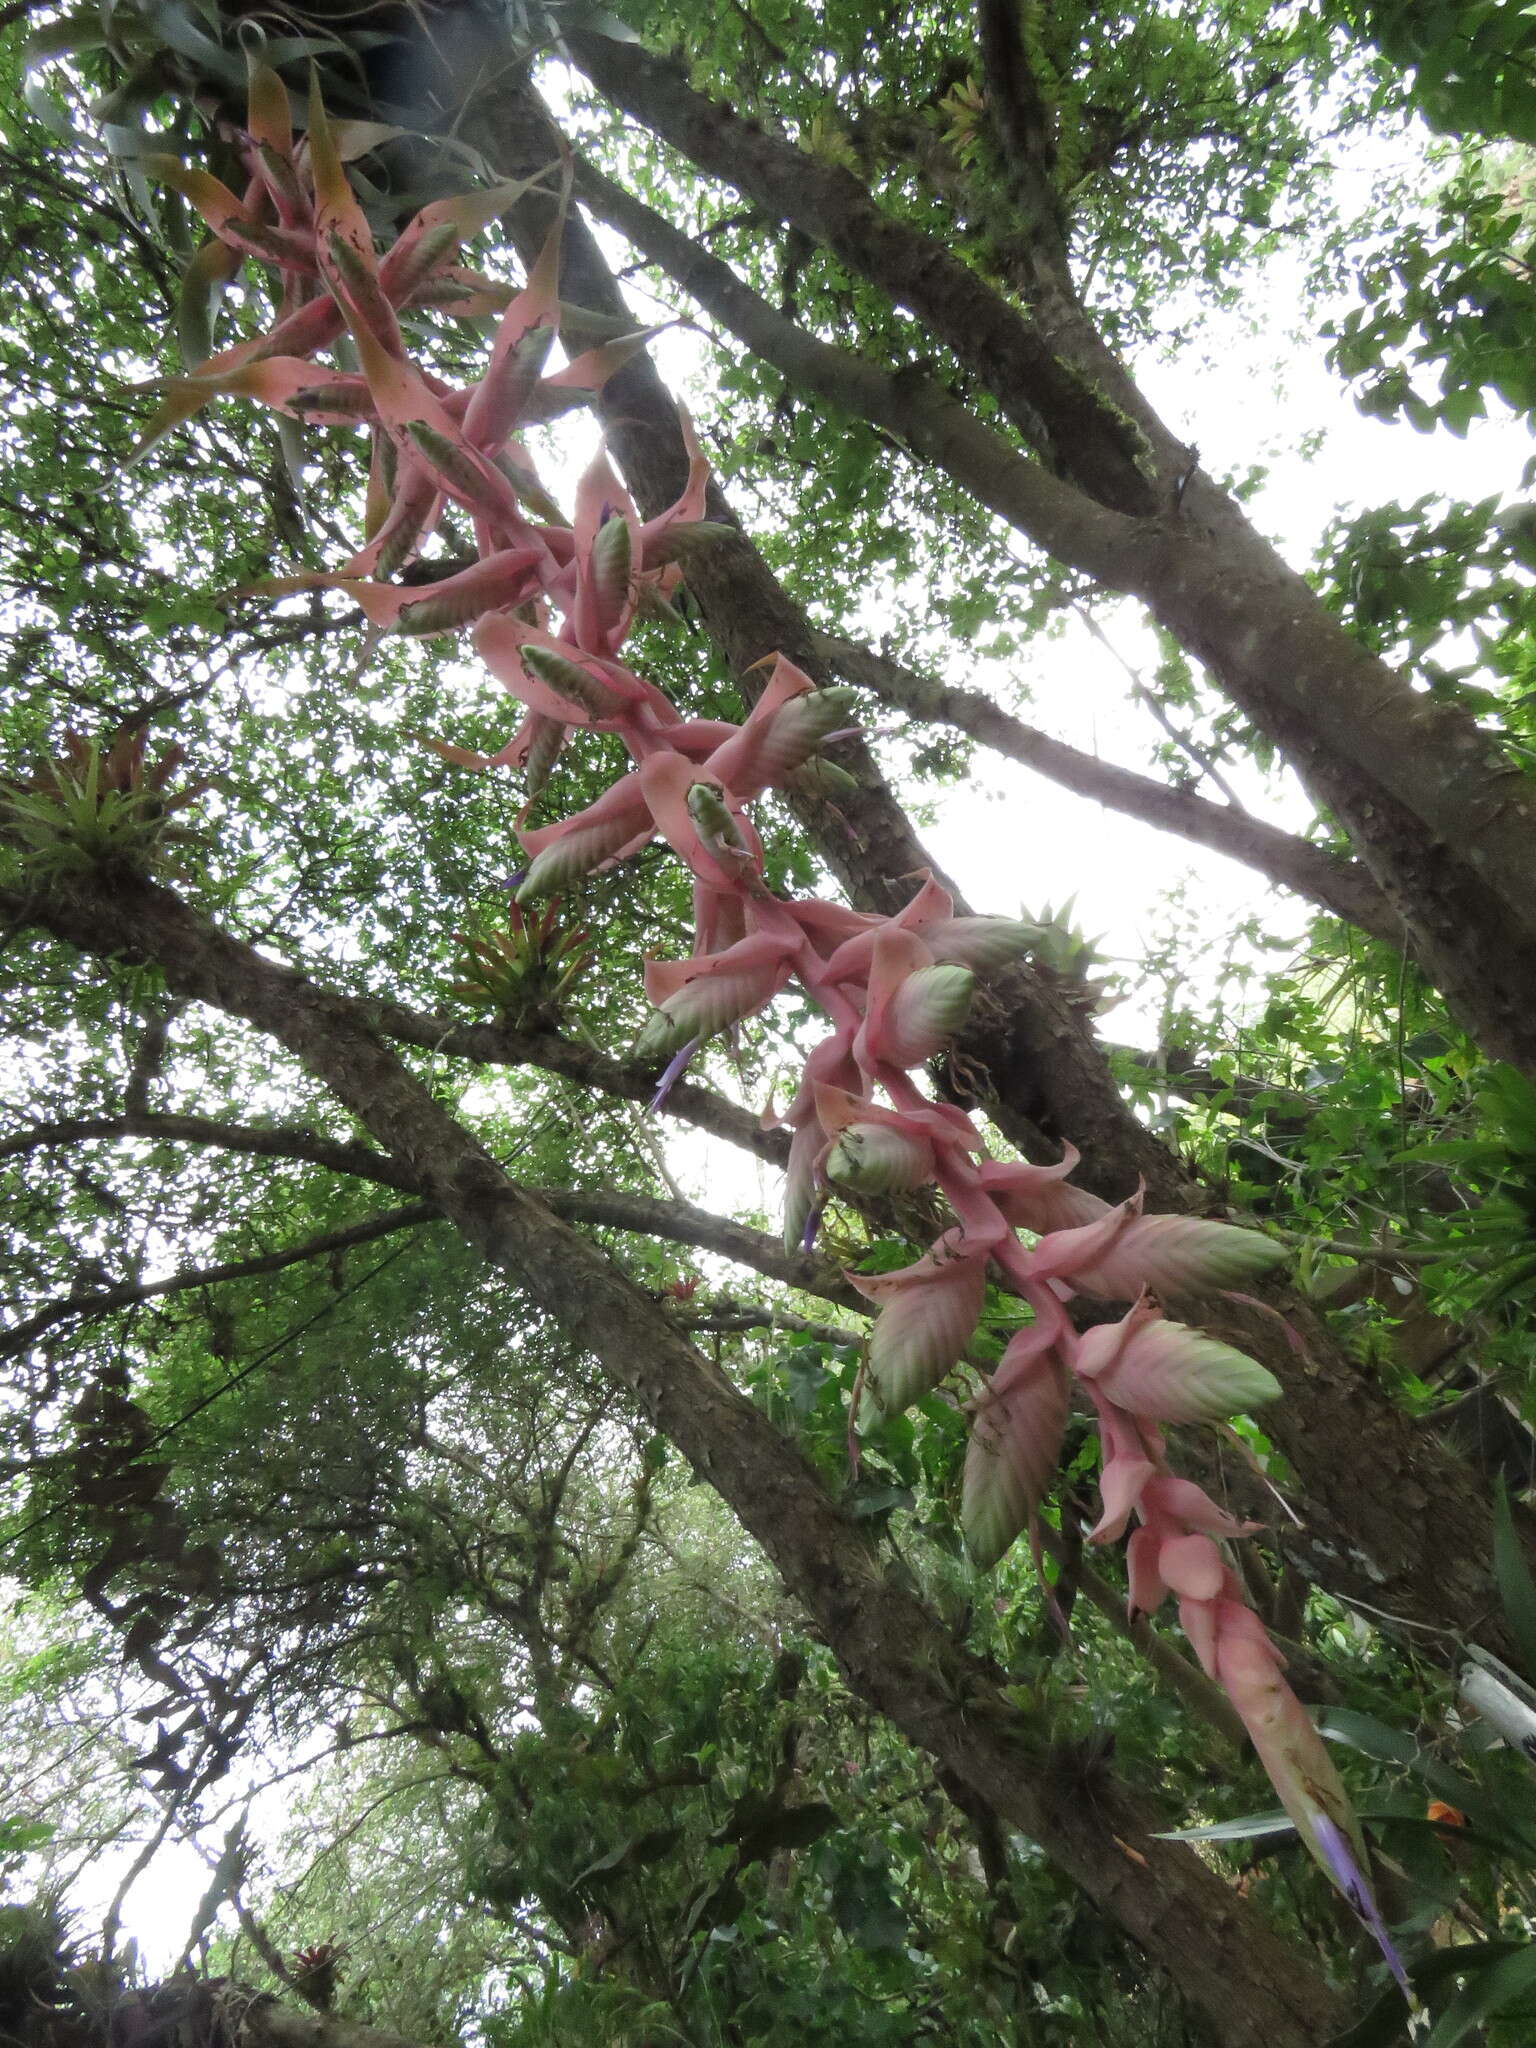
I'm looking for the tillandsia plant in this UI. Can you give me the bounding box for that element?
[128,45,1407,1989]
[0,727,207,881]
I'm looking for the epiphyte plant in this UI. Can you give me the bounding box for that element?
[130,43,1404,1989]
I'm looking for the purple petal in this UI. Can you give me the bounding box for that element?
[801,1202,824,1254]
[1311,1812,1412,2001]
[651,1035,701,1111]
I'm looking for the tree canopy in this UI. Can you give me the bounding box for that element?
[6,1,1536,2042]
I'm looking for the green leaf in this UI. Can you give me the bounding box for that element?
[1426,1943,1536,2046]
[1493,1478,1536,1679]
[571,1826,683,1889]
[1327,1942,1531,2048]
[1155,1810,1297,1844]
[1320,1710,1536,1856]
[176,236,242,370]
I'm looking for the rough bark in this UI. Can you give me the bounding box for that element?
[8,867,1348,2047]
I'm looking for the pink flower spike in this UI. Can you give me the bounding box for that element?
[1076,1308,1281,1425]
[813,1083,981,1153]
[781,1116,825,1255]
[851,1234,989,1415]
[1156,1532,1226,1603]
[765,1030,861,1131]
[855,952,975,1072]
[515,779,652,902]
[962,1349,1070,1568]
[1091,1446,1156,1542]
[822,873,954,986]
[1141,1473,1257,1540]
[636,929,797,1060]
[638,755,749,889]
[976,1146,1111,1236]
[1088,1400,1157,1541]
[824,1121,937,1197]
[1213,1618,1388,1969]
[636,405,710,592]
[1066,1212,1290,1301]
[923,915,1041,974]
[1126,1526,1167,1618]
[1022,1191,1141,1286]
[571,452,642,653]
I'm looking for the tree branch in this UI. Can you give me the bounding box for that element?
[812,632,1399,942]
[569,150,1147,577]
[0,1203,437,1360]
[0,1112,421,1187]
[569,32,1162,513]
[976,0,1070,268]
[1,1116,859,1349]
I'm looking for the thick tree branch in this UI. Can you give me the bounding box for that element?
[7,864,1348,2044]
[812,631,1399,942]
[570,152,1146,585]
[569,33,1160,513]
[976,0,1069,266]
[566,35,1536,1057]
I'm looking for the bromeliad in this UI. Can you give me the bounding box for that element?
[137,56,1402,1981]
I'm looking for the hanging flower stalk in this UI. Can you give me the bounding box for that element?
[137,56,1403,1984]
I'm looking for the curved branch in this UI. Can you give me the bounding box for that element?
[0,1114,856,1352]
[813,632,1400,942]
[0,1202,438,1360]
[0,1112,421,1187]
[359,1005,788,1165]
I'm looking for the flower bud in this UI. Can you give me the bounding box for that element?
[925,916,1041,974]
[519,641,624,720]
[1066,1213,1289,1300]
[851,1244,987,1415]
[1076,1314,1280,1424]
[824,1121,936,1195]
[963,1346,1069,1569]
[874,963,974,1068]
